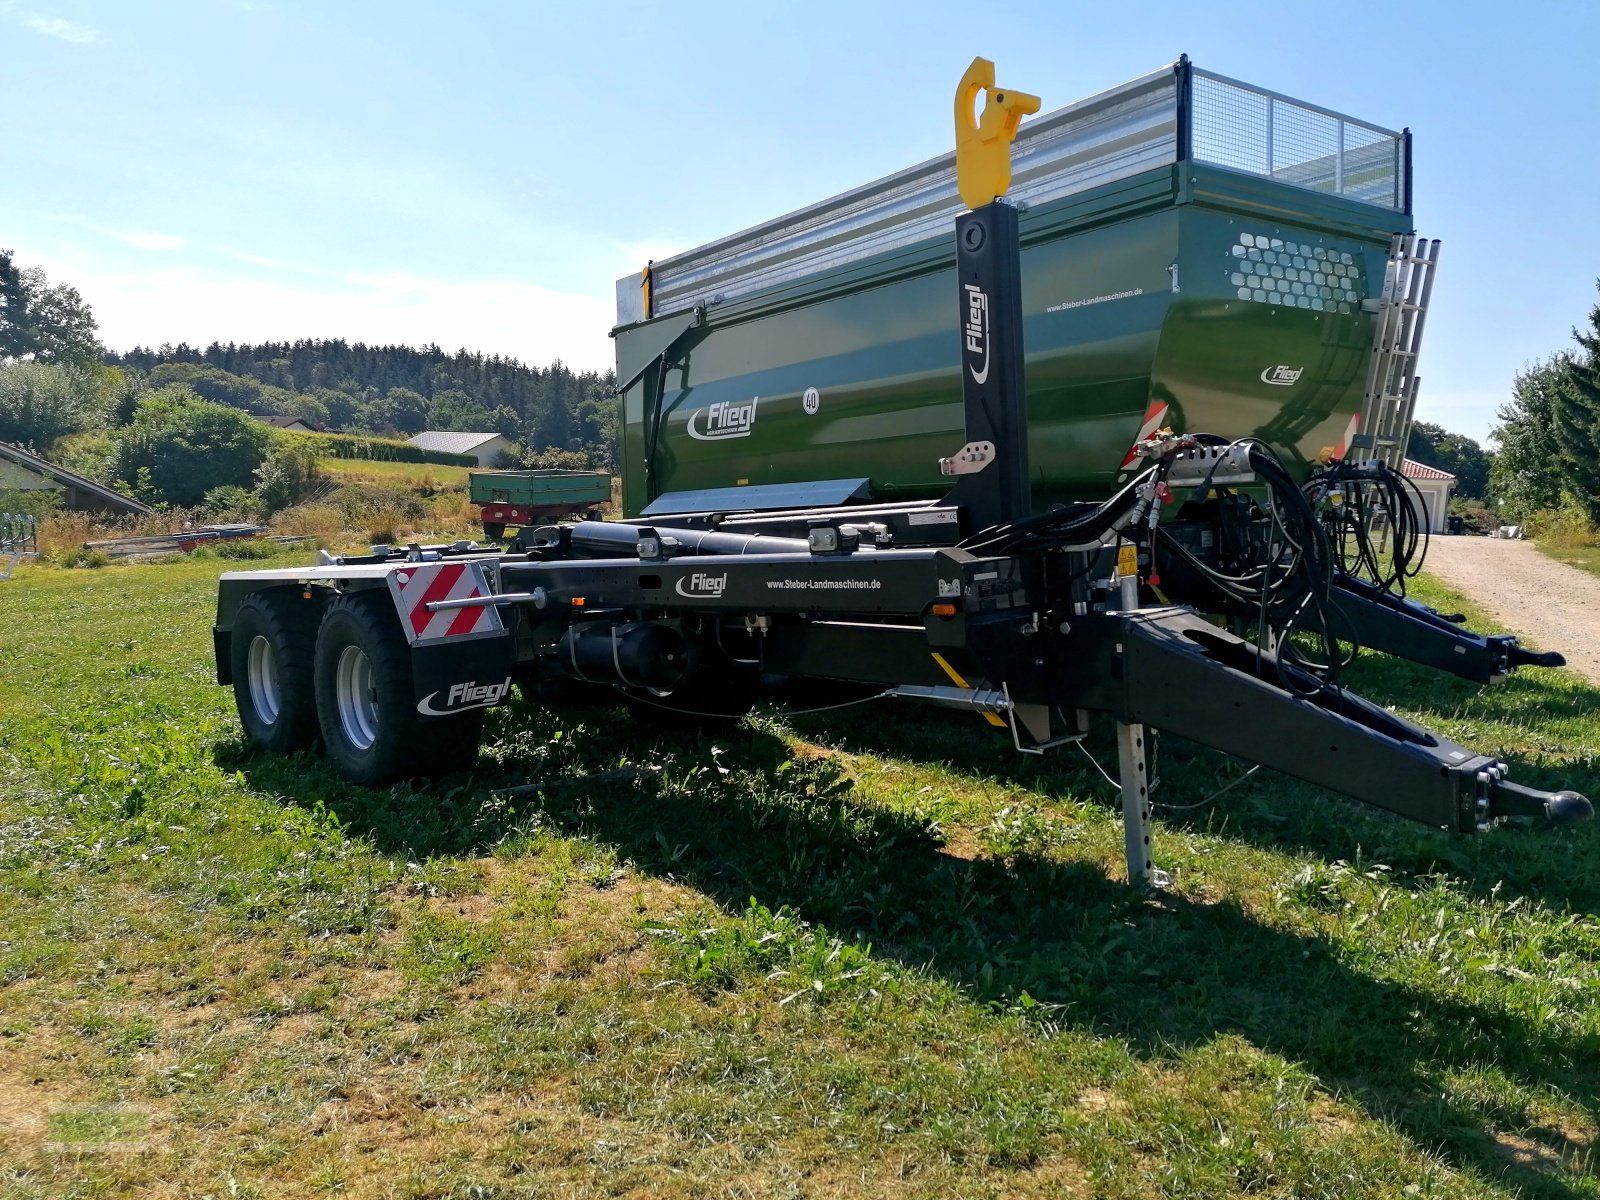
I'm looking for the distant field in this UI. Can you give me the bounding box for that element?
[0,556,1596,1197]
[317,456,472,488]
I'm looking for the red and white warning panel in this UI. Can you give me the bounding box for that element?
[1120,400,1171,468]
[386,562,504,644]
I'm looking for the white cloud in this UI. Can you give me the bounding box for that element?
[22,13,98,42]
[45,257,617,373]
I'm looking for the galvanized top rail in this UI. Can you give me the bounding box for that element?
[620,58,1409,325]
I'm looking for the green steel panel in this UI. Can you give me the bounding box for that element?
[616,165,1410,517]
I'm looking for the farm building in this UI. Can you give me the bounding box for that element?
[0,440,153,515]
[407,430,512,466]
[1401,458,1455,534]
[260,415,316,433]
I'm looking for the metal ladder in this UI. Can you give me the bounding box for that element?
[1357,234,1441,469]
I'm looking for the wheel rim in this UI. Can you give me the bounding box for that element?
[335,644,379,750]
[246,635,281,725]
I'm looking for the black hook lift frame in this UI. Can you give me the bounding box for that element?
[491,200,1590,882]
[212,198,1591,886]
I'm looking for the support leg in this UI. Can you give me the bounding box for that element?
[1117,721,1168,888]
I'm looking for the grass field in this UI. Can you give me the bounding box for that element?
[316,458,474,489]
[1,555,1597,1198]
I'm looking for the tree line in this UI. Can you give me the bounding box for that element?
[106,339,617,468]
[1490,287,1600,524]
[3,247,619,471]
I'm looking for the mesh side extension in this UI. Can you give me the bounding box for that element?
[1191,70,1406,211]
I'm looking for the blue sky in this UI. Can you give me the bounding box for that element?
[4,0,1596,441]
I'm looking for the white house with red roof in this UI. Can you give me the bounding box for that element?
[1401,458,1455,533]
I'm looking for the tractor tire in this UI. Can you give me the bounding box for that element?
[313,592,483,786]
[231,590,320,754]
[481,522,506,541]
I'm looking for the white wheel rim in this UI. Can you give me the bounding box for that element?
[335,644,379,751]
[246,635,281,725]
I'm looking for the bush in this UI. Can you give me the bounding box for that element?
[201,485,259,519]
[0,362,105,449]
[254,440,327,513]
[49,430,117,486]
[112,387,274,507]
[0,487,60,519]
[520,445,594,471]
[213,540,279,560]
[1525,500,1598,549]
[59,547,109,569]
[1447,500,1498,536]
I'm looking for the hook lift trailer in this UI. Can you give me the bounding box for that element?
[212,58,1589,884]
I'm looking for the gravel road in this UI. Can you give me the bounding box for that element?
[1418,535,1600,686]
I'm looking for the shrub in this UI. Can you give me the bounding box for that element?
[1447,500,1498,536]
[253,440,327,513]
[111,387,273,507]
[201,485,260,519]
[213,539,279,560]
[35,510,98,555]
[59,547,109,569]
[1525,500,1598,549]
[0,362,105,449]
[520,445,594,471]
[0,487,60,519]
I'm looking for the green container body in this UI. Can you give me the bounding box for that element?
[468,469,611,508]
[616,163,1412,518]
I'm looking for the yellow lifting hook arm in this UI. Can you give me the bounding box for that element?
[953,57,1041,210]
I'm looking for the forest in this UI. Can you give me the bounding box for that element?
[105,339,618,468]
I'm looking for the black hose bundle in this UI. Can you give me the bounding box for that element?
[959,464,1167,557]
[1306,460,1429,596]
[1152,438,1349,694]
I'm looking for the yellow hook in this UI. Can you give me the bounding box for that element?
[954,57,1041,210]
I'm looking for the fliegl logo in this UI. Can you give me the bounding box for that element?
[417,676,512,716]
[964,284,991,385]
[688,397,759,441]
[675,571,729,599]
[1260,364,1304,387]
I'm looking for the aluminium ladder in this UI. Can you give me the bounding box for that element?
[1357,234,1441,470]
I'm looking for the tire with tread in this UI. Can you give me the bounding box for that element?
[313,592,483,785]
[481,522,506,541]
[231,590,320,754]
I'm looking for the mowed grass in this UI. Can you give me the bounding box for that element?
[0,556,1597,1198]
[317,457,474,489]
